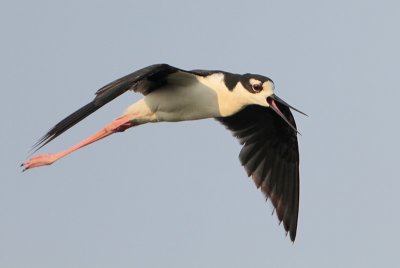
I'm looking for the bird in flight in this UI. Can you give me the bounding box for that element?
[22,64,306,241]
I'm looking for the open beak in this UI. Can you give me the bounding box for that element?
[266,94,308,134]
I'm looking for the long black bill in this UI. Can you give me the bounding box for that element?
[271,94,308,116]
[267,94,307,134]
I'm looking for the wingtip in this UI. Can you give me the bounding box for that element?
[289,229,297,242]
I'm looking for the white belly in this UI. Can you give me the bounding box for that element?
[146,83,223,121]
[123,73,253,123]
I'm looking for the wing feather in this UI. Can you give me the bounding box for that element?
[216,104,300,241]
[32,64,187,151]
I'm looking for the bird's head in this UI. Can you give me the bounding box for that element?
[241,74,307,133]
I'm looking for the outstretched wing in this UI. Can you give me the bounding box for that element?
[216,104,300,241]
[32,64,191,151]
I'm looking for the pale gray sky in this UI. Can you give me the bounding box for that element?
[1,0,399,267]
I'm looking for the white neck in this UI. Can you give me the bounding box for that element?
[123,73,266,123]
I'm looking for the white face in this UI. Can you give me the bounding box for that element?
[247,78,275,106]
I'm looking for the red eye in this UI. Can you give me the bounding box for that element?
[252,84,263,92]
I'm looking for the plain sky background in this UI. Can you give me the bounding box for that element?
[1,0,399,267]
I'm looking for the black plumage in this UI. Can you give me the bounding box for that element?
[26,63,303,242]
[217,104,299,241]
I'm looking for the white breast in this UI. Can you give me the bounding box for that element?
[123,73,257,123]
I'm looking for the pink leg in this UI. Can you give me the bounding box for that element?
[22,114,138,171]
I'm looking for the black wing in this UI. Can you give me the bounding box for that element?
[32,64,191,151]
[216,104,300,241]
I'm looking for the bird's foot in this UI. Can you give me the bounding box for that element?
[20,114,139,172]
[21,154,57,172]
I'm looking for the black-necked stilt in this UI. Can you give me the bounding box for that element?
[22,64,306,241]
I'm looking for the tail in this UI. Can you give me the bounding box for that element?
[30,64,180,153]
[32,100,100,153]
